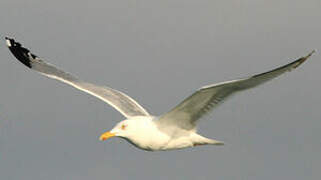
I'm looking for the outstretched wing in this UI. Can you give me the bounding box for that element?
[158,51,315,130]
[6,37,150,118]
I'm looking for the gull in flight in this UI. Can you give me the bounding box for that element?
[6,37,314,151]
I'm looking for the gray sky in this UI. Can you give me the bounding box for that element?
[0,0,320,179]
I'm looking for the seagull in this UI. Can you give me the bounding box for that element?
[5,37,315,151]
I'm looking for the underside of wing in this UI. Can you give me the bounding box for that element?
[6,37,150,118]
[158,51,315,130]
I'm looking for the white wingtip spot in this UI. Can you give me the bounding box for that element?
[6,39,11,47]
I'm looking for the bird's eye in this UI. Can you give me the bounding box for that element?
[121,124,127,130]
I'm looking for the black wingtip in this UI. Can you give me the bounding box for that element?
[307,50,316,58]
[5,37,33,68]
[293,50,316,68]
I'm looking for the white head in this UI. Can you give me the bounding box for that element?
[99,120,134,141]
[99,116,157,150]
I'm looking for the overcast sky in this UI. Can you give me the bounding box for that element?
[0,0,320,180]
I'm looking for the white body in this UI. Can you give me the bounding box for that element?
[112,116,222,151]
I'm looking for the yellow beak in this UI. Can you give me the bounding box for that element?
[99,131,116,141]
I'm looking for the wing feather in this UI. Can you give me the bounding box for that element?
[158,51,315,130]
[6,37,150,118]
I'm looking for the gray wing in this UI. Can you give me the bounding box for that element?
[158,51,315,130]
[6,37,150,118]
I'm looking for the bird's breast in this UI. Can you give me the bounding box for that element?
[128,121,171,151]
